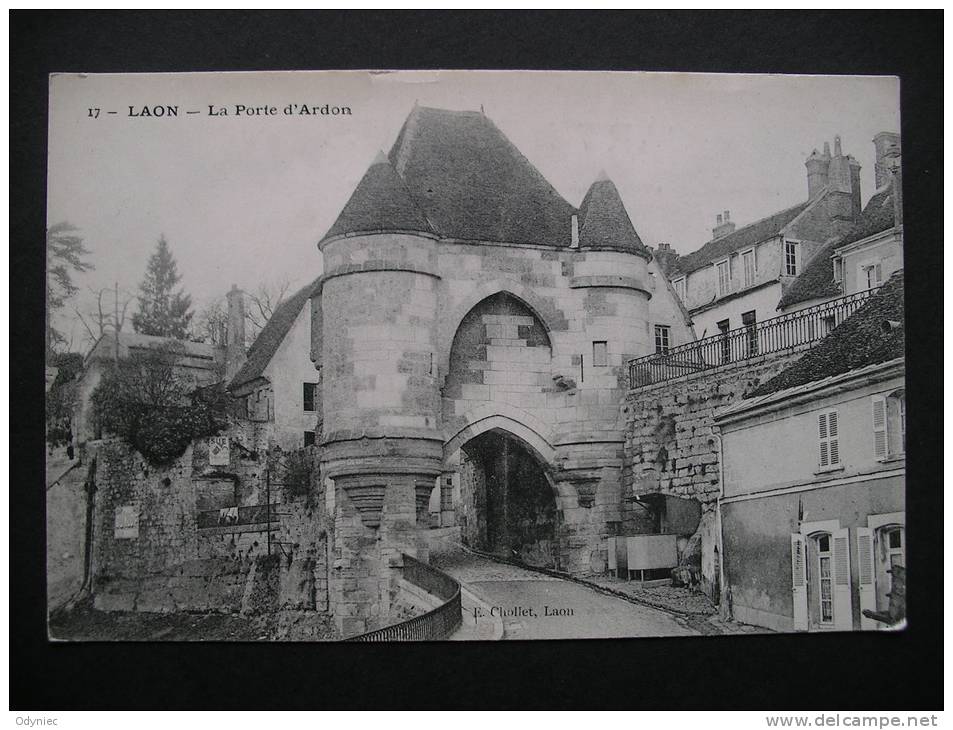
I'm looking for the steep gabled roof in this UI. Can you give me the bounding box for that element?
[750,271,904,398]
[778,181,899,309]
[228,277,323,392]
[321,152,435,243]
[385,106,577,246]
[671,202,810,277]
[577,177,651,259]
[837,181,897,248]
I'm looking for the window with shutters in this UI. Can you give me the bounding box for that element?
[817,409,841,469]
[716,259,731,297]
[814,533,834,625]
[872,390,905,460]
[861,262,883,290]
[798,521,852,631]
[742,248,756,287]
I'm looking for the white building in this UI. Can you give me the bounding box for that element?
[714,273,905,632]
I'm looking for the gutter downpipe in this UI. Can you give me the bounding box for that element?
[712,425,730,620]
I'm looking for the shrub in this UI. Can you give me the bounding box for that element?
[91,343,227,465]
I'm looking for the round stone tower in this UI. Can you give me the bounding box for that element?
[554,174,655,572]
[318,151,444,632]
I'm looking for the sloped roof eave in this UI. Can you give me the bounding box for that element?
[714,357,905,426]
[318,227,441,250]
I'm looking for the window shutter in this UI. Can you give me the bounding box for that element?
[875,263,883,284]
[857,527,878,630]
[791,533,808,631]
[828,411,840,465]
[872,396,887,459]
[818,412,829,467]
[832,527,854,631]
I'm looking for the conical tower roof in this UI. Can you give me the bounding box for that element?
[388,106,577,246]
[320,151,435,245]
[577,177,651,258]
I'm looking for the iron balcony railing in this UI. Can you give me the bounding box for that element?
[628,288,877,389]
[196,503,281,529]
[345,554,463,642]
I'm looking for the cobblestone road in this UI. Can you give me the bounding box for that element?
[432,550,697,640]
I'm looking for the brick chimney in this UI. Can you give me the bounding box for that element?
[873,131,901,190]
[653,243,679,276]
[827,135,862,222]
[712,210,736,240]
[805,142,832,200]
[225,284,246,382]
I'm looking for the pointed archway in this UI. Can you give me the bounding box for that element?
[457,428,560,569]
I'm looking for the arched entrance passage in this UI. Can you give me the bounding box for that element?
[456,428,560,569]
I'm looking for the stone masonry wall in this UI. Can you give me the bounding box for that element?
[622,346,815,589]
[90,431,331,615]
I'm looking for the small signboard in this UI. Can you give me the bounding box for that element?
[114,505,139,539]
[208,436,230,466]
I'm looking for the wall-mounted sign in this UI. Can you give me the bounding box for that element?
[208,436,230,466]
[114,505,139,539]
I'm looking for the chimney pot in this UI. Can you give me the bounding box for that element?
[716,214,723,225]
[225,286,247,382]
[834,135,842,156]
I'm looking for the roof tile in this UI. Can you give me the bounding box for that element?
[578,179,651,258]
[750,271,904,397]
[228,277,323,391]
[671,202,809,277]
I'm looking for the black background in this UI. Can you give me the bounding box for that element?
[10,10,942,710]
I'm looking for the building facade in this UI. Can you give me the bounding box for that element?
[314,106,692,579]
[227,279,323,450]
[715,274,905,632]
[668,136,865,338]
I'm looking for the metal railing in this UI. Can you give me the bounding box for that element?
[345,554,463,642]
[628,288,877,389]
[196,503,281,529]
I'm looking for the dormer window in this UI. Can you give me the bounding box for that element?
[784,239,800,276]
[741,249,756,287]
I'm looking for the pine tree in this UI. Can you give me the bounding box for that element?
[131,236,194,339]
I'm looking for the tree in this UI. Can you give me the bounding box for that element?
[91,342,228,465]
[131,236,194,339]
[193,278,291,350]
[74,286,135,350]
[47,222,93,356]
[244,279,291,340]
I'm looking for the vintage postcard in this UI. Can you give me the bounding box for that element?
[45,70,903,641]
